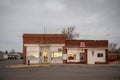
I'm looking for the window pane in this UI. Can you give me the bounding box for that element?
[68,53,76,60]
[97,53,103,57]
[27,52,39,63]
[97,54,100,57]
[51,52,62,63]
[101,54,103,57]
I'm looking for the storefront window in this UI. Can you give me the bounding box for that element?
[68,53,76,60]
[27,52,39,63]
[51,52,62,63]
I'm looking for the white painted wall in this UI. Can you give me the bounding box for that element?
[94,49,106,62]
[87,49,106,64]
[87,49,95,64]
[63,54,67,60]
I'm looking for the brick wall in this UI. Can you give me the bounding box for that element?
[66,40,108,48]
[23,34,66,64]
[23,34,108,64]
[109,54,119,61]
[23,34,66,44]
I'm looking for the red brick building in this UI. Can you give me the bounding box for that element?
[23,34,108,64]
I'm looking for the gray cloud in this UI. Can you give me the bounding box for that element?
[0,0,120,52]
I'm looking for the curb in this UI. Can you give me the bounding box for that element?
[5,64,50,68]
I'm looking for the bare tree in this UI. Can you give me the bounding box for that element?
[5,50,8,54]
[109,42,117,53]
[61,26,79,40]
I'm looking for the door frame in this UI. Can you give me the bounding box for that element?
[43,52,48,63]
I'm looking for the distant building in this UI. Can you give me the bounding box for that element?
[3,52,8,60]
[23,34,108,64]
[0,51,4,60]
[8,52,22,60]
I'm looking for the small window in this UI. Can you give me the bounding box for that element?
[97,53,103,57]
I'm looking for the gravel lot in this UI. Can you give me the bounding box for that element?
[0,60,120,80]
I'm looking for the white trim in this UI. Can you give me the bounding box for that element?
[66,47,108,50]
[24,44,65,47]
[24,44,39,47]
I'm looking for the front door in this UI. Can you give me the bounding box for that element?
[80,53,85,63]
[43,52,48,62]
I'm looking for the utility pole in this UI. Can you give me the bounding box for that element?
[44,26,46,44]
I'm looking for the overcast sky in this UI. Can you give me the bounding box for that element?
[0,0,120,52]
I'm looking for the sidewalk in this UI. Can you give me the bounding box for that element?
[50,63,120,67]
[5,62,120,69]
[5,63,50,68]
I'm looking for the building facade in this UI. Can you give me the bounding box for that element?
[0,51,4,60]
[23,34,108,64]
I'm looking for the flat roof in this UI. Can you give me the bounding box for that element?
[23,34,66,38]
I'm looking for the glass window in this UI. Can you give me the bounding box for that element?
[68,53,76,60]
[43,52,48,62]
[27,52,39,63]
[80,49,85,53]
[51,52,62,63]
[51,52,62,58]
[97,53,103,57]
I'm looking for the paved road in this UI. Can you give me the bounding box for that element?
[0,60,120,80]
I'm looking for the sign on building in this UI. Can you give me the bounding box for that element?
[80,42,86,47]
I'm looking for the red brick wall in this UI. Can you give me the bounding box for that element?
[109,54,119,61]
[23,34,66,64]
[23,46,26,64]
[23,34,108,64]
[23,34,108,47]
[66,40,108,48]
[105,49,109,64]
[23,34,66,44]
[85,49,87,64]
[63,48,67,64]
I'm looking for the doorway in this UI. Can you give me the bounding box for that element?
[43,52,48,62]
[80,53,85,63]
